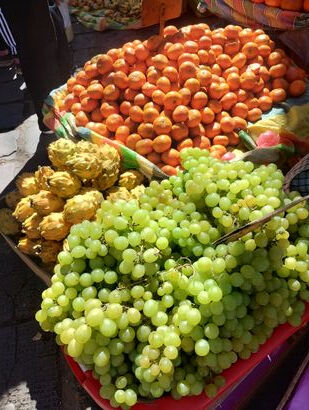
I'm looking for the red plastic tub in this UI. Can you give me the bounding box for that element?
[64,304,309,410]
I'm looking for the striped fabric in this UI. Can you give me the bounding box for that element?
[0,8,17,55]
[198,0,309,30]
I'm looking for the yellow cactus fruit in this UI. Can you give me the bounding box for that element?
[39,240,63,264]
[16,172,40,196]
[32,190,65,216]
[48,138,76,168]
[130,184,146,200]
[63,193,100,224]
[13,196,35,222]
[17,237,40,255]
[106,186,132,202]
[118,170,145,190]
[66,152,103,180]
[35,166,55,190]
[75,140,100,156]
[22,213,42,239]
[39,212,71,241]
[48,171,82,198]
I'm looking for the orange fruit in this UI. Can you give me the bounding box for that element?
[94,123,110,137]
[208,99,222,114]
[97,55,113,75]
[227,73,241,91]
[209,82,229,99]
[142,82,157,98]
[103,84,120,101]
[232,53,247,69]
[135,44,150,61]
[245,96,259,110]
[72,84,85,97]
[67,77,77,92]
[124,88,139,102]
[232,102,248,119]
[197,35,212,50]
[161,165,178,176]
[197,50,209,64]
[178,53,199,66]
[201,107,215,124]
[71,103,82,115]
[143,107,160,123]
[224,40,240,55]
[177,138,193,151]
[75,70,90,87]
[129,106,144,123]
[145,35,163,52]
[211,63,222,76]
[247,107,262,122]
[267,52,281,66]
[239,28,254,45]
[81,97,98,113]
[252,77,265,94]
[258,95,273,111]
[172,105,189,122]
[75,111,89,126]
[123,47,136,65]
[113,58,129,74]
[137,123,155,139]
[220,116,235,133]
[212,33,227,47]
[186,109,202,128]
[223,66,239,79]
[163,91,182,110]
[152,90,166,105]
[147,151,161,164]
[184,78,200,94]
[64,94,79,110]
[196,69,212,86]
[87,83,104,99]
[105,113,124,132]
[119,101,132,116]
[135,139,153,155]
[171,123,189,141]
[107,48,120,62]
[85,63,99,79]
[193,135,211,149]
[269,88,287,102]
[184,40,198,53]
[128,71,146,90]
[259,66,270,82]
[224,25,242,40]
[161,148,181,166]
[156,77,171,93]
[151,54,169,70]
[269,63,287,78]
[213,135,229,146]
[240,72,257,90]
[205,122,221,139]
[147,68,161,84]
[113,71,129,89]
[179,88,192,105]
[124,117,138,133]
[153,116,172,134]
[179,62,197,81]
[189,25,205,40]
[233,116,247,130]
[221,92,238,110]
[258,45,271,58]
[289,80,306,97]
[272,78,289,91]
[217,54,232,69]
[115,125,130,142]
[163,25,179,36]
[134,93,150,107]
[163,66,179,83]
[153,135,172,153]
[242,42,259,59]
[126,133,142,150]
[226,131,240,145]
[286,66,306,82]
[167,43,185,60]
[191,91,208,110]
[207,50,216,65]
[91,108,103,122]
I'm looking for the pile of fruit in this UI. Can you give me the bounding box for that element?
[36,148,309,408]
[58,23,307,175]
[0,139,145,267]
[251,0,309,12]
[69,0,142,22]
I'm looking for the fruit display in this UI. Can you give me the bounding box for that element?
[252,0,309,12]
[68,0,142,22]
[0,139,146,268]
[57,23,307,175]
[35,147,309,409]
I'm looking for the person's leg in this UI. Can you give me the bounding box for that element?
[0,0,72,131]
[0,8,17,55]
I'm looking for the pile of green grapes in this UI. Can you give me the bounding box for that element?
[36,148,309,409]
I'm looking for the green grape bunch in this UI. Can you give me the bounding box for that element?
[36,148,309,409]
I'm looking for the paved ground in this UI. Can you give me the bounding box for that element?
[0,11,308,410]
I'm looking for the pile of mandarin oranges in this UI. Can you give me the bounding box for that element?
[61,23,307,175]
